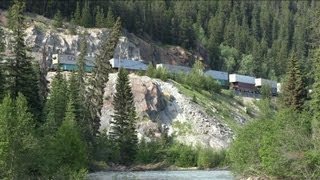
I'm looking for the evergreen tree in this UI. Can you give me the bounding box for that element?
[281,55,306,111]
[43,71,68,134]
[105,8,115,28]
[81,1,92,27]
[95,6,105,28]
[68,16,77,35]
[74,2,81,25]
[311,48,320,149]
[86,18,121,137]
[39,41,49,108]
[5,0,42,120]
[0,94,37,179]
[53,10,63,28]
[49,99,87,178]
[110,68,138,165]
[0,27,5,100]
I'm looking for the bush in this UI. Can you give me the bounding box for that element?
[135,138,164,164]
[145,64,169,81]
[167,143,197,167]
[222,89,234,98]
[229,109,314,178]
[197,148,226,169]
[144,60,221,94]
[93,133,120,163]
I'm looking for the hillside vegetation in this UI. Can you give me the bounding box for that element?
[1,1,320,179]
[1,1,319,81]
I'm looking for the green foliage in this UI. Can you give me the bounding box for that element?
[95,6,105,28]
[0,27,5,100]
[311,48,320,150]
[47,100,88,178]
[260,84,272,100]
[105,8,115,28]
[219,44,239,73]
[281,55,307,111]
[197,148,226,169]
[93,132,120,164]
[43,72,68,134]
[81,1,92,27]
[229,109,314,178]
[186,60,221,93]
[0,94,37,179]
[145,63,156,77]
[110,68,138,165]
[74,2,81,25]
[68,16,77,35]
[87,18,121,137]
[4,0,42,120]
[166,143,197,167]
[53,10,63,28]
[1,1,317,79]
[135,138,164,164]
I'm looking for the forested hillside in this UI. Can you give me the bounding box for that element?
[2,0,320,179]
[1,0,318,80]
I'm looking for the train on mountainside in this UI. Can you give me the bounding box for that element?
[50,53,280,96]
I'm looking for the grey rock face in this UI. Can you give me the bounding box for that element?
[101,73,234,149]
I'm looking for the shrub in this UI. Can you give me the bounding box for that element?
[135,138,163,164]
[197,148,226,169]
[93,132,120,163]
[166,143,197,167]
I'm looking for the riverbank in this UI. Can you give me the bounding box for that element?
[91,161,229,172]
[87,170,234,180]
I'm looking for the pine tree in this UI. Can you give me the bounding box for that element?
[39,41,49,108]
[86,18,121,137]
[43,71,68,134]
[0,94,37,179]
[74,2,81,25]
[81,1,92,28]
[5,0,42,120]
[68,16,77,35]
[110,68,138,165]
[95,6,105,28]
[105,8,115,28]
[53,10,63,28]
[311,48,320,149]
[50,99,87,177]
[0,27,5,100]
[281,55,306,111]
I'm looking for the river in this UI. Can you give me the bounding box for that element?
[88,170,234,180]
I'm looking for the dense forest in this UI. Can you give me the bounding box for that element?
[1,0,320,179]
[1,0,319,81]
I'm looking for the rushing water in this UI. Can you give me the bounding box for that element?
[88,170,234,180]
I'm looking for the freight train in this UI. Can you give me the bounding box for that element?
[50,53,279,95]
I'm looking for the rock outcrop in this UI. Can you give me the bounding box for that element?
[101,73,233,149]
[1,11,203,67]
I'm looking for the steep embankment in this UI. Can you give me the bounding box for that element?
[2,11,260,150]
[48,72,258,149]
[102,73,260,149]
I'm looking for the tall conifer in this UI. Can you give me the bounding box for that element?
[0,94,36,179]
[110,68,138,165]
[81,1,92,27]
[43,71,68,134]
[311,48,320,149]
[86,18,121,137]
[0,27,5,100]
[5,0,42,120]
[282,55,306,111]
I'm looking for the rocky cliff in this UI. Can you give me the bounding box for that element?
[0,11,203,67]
[99,73,254,149]
[47,72,255,149]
